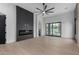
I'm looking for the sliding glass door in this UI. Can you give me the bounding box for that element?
[52,22,61,36]
[45,23,49,35]
[45,22,61,37]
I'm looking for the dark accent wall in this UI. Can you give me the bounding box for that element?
[16,6,33,37]
[0,15,6,44]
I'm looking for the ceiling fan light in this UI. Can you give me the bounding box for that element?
[43,11,45,14]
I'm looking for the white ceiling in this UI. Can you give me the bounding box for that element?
[14,3,76,15]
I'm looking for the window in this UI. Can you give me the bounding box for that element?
[45,22,61,37]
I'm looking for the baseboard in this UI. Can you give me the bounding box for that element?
[6,40,16,44]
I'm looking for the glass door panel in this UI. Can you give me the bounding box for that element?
[52,23,61,36]
[49,23,53,35]
[45,24,48,35]
[45,24,49,35]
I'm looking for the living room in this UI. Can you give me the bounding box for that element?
[0,3,79,55]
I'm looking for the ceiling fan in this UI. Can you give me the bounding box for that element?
[36,3,55,16]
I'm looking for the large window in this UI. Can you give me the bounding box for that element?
[45,22,61,37]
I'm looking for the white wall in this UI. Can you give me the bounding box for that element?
[34,13,43,37]
[42,11,75,39]
[0,3,16,43]
[33,13,37,37]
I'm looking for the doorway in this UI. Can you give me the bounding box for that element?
[0,15,6,44]
[45,22,61,37]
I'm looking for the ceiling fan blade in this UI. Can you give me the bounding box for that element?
[44,5,47,11]
[36,8,43,12]
[42,3,46,11]
[46,11,54,13]
[45,12,49,15]
[34,11,43,15]
[46,7,54,12]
